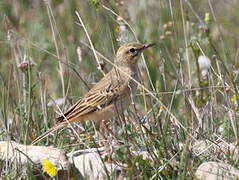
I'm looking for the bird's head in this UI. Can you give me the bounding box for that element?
[115,42,155,66]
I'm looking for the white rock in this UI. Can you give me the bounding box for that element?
[68,148,120,180]
[195,161,239,180]
[0,141,69,169]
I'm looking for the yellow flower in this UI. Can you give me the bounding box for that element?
[86,134,94,142]
[115,26,120,33]
[204,13,210,24]
[231,95,238,102]
[42,159,58,177]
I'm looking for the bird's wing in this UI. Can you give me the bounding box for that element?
[57,69,128,122]
[32,69,130,145]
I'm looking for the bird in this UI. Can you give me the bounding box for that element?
[31,42,155,145]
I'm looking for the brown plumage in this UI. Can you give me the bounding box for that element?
[31,42,155,145]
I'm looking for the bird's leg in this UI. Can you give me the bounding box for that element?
[94,119,120,155]
[98,120,120,159]
[93,121,107,146]
[101,120,117,139]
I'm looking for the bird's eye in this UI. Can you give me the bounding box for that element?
[129,48,136,53]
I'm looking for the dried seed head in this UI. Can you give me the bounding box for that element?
[76,46,82,63]
[163,24,168,29]
[17,60,36,71]
[168,21,173,27]
[160,35,165,40]
[198,56,211,77]
[165,31,173,36]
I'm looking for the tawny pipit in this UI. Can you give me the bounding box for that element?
[32,42,155,144]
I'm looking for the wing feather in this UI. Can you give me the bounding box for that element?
[57,69,127,122]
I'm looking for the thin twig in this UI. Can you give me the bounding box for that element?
[44,0,66,99]
[75,11,105,76]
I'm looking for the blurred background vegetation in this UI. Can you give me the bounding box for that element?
[0,0,239,179]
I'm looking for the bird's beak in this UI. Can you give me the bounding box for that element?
[140,43,156,51]
[134,43,155,57]
[144,43,156,49]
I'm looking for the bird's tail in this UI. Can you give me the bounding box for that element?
[31,121,68,145]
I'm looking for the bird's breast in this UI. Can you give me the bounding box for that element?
[128,69,139,92]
